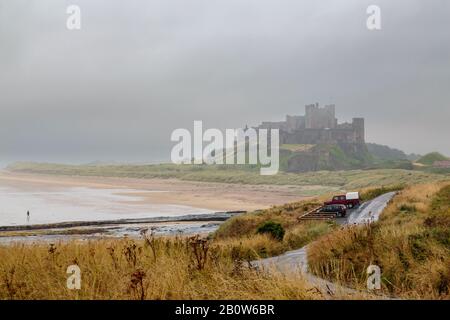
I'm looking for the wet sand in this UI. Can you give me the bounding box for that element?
[0,170,318,242]
[0,170,314,212]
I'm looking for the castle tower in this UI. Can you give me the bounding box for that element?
[305,104,315,129]
[324,104,336,129]
[352,118,365,143]
[305,103,336,129]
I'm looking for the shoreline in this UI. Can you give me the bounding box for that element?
[0,170,314,241]
[0,210,244,232]
[0,170,315,211]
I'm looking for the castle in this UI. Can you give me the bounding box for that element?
[257,103,365,145]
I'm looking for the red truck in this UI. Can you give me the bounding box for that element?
[324,192,360,209]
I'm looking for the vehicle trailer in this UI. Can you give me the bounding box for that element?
[324,192,360,208]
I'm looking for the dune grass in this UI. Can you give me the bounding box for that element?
[0,196,340,300]
[1,166,447,299]
[7,162,448,191]
[0,234,329,300]
[307,181,450,299]
[359,184,405,202]
[214,198,337,258]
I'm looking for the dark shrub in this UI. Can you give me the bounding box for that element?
[408,233,430,261]
[399,204,416,212]
[256,221,285,241]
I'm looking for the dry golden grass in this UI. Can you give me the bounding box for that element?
[0,194,344,300]
[2,182,445,300]
[308,181,450,299]
[215,198,330,239]
[0,235,328,300]
[213,198,337,261]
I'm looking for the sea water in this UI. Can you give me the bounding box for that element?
[0,186,212,226]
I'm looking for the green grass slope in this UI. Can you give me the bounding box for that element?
[417,152,449,166]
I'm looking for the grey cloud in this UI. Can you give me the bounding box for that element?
[0,0,449,165]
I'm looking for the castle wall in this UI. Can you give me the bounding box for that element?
[286,115,305,132]
[281,128,360,145]
[257,104,365,146]
[259,121,287,131]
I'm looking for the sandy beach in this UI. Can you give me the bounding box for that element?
[0,170,314,212]
[0,170,318,240]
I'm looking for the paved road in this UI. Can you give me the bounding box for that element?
[346,192,396,225]
[251,192,396,297]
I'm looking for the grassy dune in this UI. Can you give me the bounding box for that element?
[416,152,449,166]
[2,162,448,299]
[308,181,450,299]
[214,199,336,253]
[0,196,340,300]
[7,162,448,190]
[0,182,447,299]
[0,236,325,300]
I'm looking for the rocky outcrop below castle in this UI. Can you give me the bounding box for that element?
[279,142,425,173]
[283,142,372,172]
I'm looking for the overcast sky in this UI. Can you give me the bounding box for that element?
[0,0,449,165]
